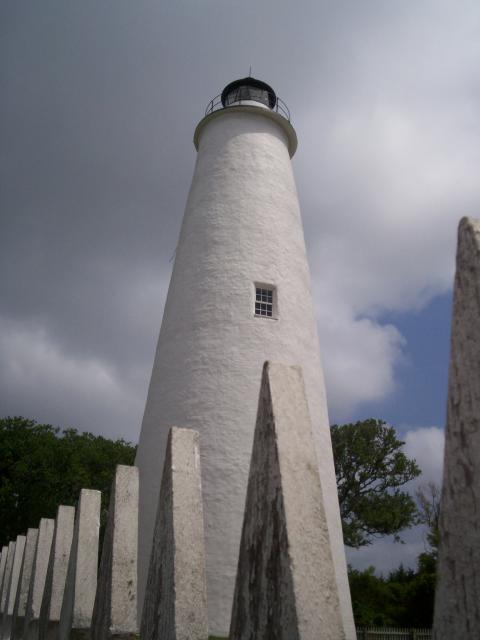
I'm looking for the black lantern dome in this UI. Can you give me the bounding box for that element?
[198,77,296,155]
[221,77,277,109]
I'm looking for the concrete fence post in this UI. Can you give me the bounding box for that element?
[0,545,10,635]
[229,362,346,640]
[91,465,139,640]
[2,536,26,640]
[58,489,101,640]
[23,519,55,640]
[38,506,75,640]
[11,529,38,640]
[0,543,16,628]
[140,427,208,640]
[0,549,8,613]
[433,217,480,639]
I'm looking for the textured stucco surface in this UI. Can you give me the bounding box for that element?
[91,465,138,640]
[433,217,480,639]
[58,490,100,640]
[135,105,354,637]
[230,363,345,640]
[140,427,208,640]
[24,519,54,640]
[194,104,298,158]
[3,536,26,640]
[11,528,38,640]
[39,506,75,640]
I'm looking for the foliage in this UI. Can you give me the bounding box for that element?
[349,558,436,627]
[331,419,421,547]
[348,566,395,626]
[0,416,136,547]
[416,482,441,558]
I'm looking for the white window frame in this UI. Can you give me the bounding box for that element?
[254,283,277,319]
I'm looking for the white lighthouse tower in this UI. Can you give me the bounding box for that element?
[136,77,355,638]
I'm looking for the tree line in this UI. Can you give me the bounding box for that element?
[0,416,439,627]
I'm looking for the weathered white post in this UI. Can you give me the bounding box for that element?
[140,428,208,640]
[433,217,480,638]
[58,489,100,640]
[11,528,38,640]
[1,543,16,630]
[91,465,138,640]
[0,548,9,622]
[23,519,55,640]
[2,536,26,640]
[38,506,75,640]
[229,362,345,640]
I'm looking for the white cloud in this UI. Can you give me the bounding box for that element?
[305,100,477,313]
[0,260,170,439]
[404,426,445,489]
[2,1,480,436]
[295,4,480,415]
[0,316,144,441]
[317,297,405,420]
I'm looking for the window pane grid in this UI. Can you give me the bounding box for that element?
[255,287,274,317]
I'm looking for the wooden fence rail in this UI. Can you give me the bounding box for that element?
[356,628,432,640]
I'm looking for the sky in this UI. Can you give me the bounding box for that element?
[2,0,480,572]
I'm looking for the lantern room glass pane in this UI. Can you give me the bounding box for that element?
[224,85,272,108]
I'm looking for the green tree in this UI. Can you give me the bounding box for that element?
[0,416,136,547]
[416,482,441,558]
[348,566,396,626]
[349,560,436,628]
[331,419,421,547]
[405,553,436,627]
[400,482,441,626]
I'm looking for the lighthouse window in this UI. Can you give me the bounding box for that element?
[255,287,274,318]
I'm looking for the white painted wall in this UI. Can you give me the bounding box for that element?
[136,104,355,638]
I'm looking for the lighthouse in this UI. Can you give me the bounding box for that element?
[135,77,355,638]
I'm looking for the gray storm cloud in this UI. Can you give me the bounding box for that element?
[1,0,479,439]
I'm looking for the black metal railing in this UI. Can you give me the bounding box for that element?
[204,94,291,122]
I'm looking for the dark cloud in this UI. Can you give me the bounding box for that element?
[1,0,479,440]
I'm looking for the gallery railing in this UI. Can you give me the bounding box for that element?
[204,94,291,122]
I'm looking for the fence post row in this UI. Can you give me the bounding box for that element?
[11,527,38,640]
